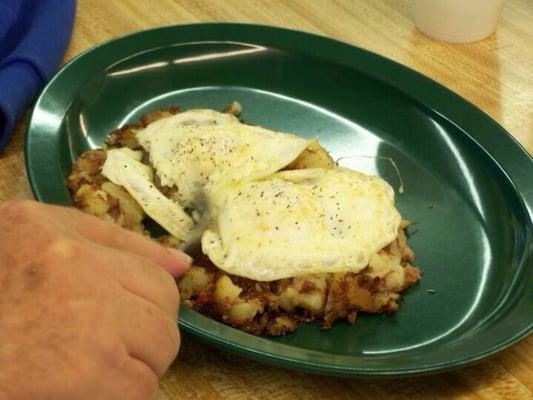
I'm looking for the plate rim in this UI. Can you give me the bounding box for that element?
[24,22,533,376]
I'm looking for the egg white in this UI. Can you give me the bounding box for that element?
[102,148,194,241]
[135,109,311,209]
[202,168,401,281]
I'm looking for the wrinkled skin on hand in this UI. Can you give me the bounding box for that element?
[0,200,191,399]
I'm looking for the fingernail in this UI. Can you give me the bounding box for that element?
[169,248,193,268]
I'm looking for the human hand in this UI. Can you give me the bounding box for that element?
[0,200,191,399]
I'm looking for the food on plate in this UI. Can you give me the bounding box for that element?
[202,167,401,281]
[68,103,420,336]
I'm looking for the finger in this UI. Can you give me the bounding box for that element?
[110,357,159,400]
[95,244,181,318]
[117,291,181,377]
[47,204,192,277]
[88,349,158,400]
[124,357,159,400]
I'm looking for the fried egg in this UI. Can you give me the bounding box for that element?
[102,147,194,241]
[102,108,402,282]
[135,109,311,208]
[202,168,401,281]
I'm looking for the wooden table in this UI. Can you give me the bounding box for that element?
[2,0,532,398]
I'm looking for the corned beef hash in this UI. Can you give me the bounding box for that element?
[68,102,420,336]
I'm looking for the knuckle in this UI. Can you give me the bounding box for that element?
[44,237,85,261]
[161,276,181,318]
[0,199,40,220]
[162,272,181,306]
[141,258,181,310]
[109,229,129,247]
[173,326,181,355]
[74,329,126,385]
[163,320,181,364]
[157,330,180,377]
[151,313,180,376]
[134,367,158,400]
[91,330,125,368]
[167,322,180,352]
[171,285,181,310]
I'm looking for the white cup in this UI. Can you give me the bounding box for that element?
[413,0,505,43]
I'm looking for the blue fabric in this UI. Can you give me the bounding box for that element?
[0,0,76,149]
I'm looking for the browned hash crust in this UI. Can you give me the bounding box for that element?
[177,234,420,336]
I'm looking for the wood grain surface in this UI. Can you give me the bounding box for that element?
[1,0,532,398]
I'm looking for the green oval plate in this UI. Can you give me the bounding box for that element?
[25,23,532,376]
